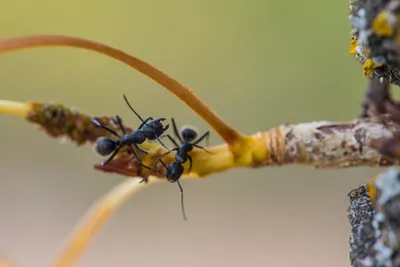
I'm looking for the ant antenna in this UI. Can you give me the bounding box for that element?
[176,180,187,221]
[141,159,188,221]
[123,94,146,123]
[123,94,171,151]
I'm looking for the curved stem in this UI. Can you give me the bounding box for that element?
[0,35,244,145]
[52,177,160,267]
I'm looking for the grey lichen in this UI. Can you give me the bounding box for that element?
[348,168,400,267]
[348,184,376,267]
[349,0,400,85]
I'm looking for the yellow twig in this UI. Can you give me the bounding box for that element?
[53,177,160,267]
[0,100,30,117]
[0,35,244,146]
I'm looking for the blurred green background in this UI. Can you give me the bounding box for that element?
[0,0,386,266]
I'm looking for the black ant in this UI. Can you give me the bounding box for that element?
[141,118,212,221]
[92,94,170,167]
[160,118,212,173]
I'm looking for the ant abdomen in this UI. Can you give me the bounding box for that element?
[94,137,118,157]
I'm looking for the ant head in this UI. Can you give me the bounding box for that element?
[181,126,198,142]
[94,137,118,157]
[144,118,169,137]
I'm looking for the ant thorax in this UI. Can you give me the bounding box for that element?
[121,130,145,145]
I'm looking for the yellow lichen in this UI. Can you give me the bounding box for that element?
[348,38,358,55]
[363,59,382,76]
[363,47,371,57]
[366,175,379,203]
[372,11,394,36]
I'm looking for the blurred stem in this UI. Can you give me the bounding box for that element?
[0,100,30,117]
[0,35,244,146]
[0,259,14,267]
[52,177,160,267]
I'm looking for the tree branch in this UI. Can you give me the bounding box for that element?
[2,100,400,181]
[348,168,400,267]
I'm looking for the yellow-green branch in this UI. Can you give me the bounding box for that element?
[1,99,400,181]
[0,35,243,146]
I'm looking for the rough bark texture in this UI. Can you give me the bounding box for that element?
[348,168,400,267]
[349,0,400,85]
[261,115,400,168]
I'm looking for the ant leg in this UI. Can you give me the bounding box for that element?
[114,115,127,135]
[155,135,172,151]
[139,159,160,183]
[192,131,215,154]
[157,159,175,182]
[134,143,148,154]
[128,145,151,170]
[187,155,193,173]
[176,180,187,221]
[192,131,210,146]
[139,158,169,183]
[102,147,121,166]
[92,119,120,138]
[138,117,153,129]
[160,134,180,148]
[123,94,146,122]
[171,118,183,143]
[193,144,215,154]
[159,147,179,157]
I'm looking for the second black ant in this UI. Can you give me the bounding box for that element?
[141,118,212,221]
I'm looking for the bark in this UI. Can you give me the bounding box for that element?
[349,0,400,85]
[348,168,400,267]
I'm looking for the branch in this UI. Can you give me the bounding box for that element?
[2,99,400,181]
[349,0,400,85]
[348,168,400,267]
[0,35,243,146]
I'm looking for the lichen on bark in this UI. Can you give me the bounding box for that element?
[348,168,400,267]
[349,0,400,85]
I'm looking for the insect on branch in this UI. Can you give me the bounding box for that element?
[2,99,400,180]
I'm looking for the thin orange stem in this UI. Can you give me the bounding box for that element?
[0,35,244,145]
[53,177,160,267]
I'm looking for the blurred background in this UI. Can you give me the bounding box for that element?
[0,0,387,266]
